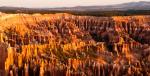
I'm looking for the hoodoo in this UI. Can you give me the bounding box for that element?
[0,43,8,76]
[0,13,150,76]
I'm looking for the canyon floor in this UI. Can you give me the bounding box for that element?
[0,13,150,76]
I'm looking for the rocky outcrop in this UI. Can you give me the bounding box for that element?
[0,13,150,76]
[0,42,8,76]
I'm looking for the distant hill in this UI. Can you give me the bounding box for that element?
[0,1,150,15]
[49,1,150,11]
[0,1,150,12]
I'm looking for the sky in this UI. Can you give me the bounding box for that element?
[0,0,150,8]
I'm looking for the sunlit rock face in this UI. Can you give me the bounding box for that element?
[0,13,150,76]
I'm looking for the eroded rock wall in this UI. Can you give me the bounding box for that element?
[0,13,150,76]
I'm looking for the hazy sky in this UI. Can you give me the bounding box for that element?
[0,0,150,8]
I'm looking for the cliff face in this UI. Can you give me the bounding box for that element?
[0,43,8,76]
[0,13,150,76]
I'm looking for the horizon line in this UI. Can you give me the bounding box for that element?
[0,1,149,9]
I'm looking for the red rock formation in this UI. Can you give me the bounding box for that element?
[0,43,8,76]
[0,13,149,76]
